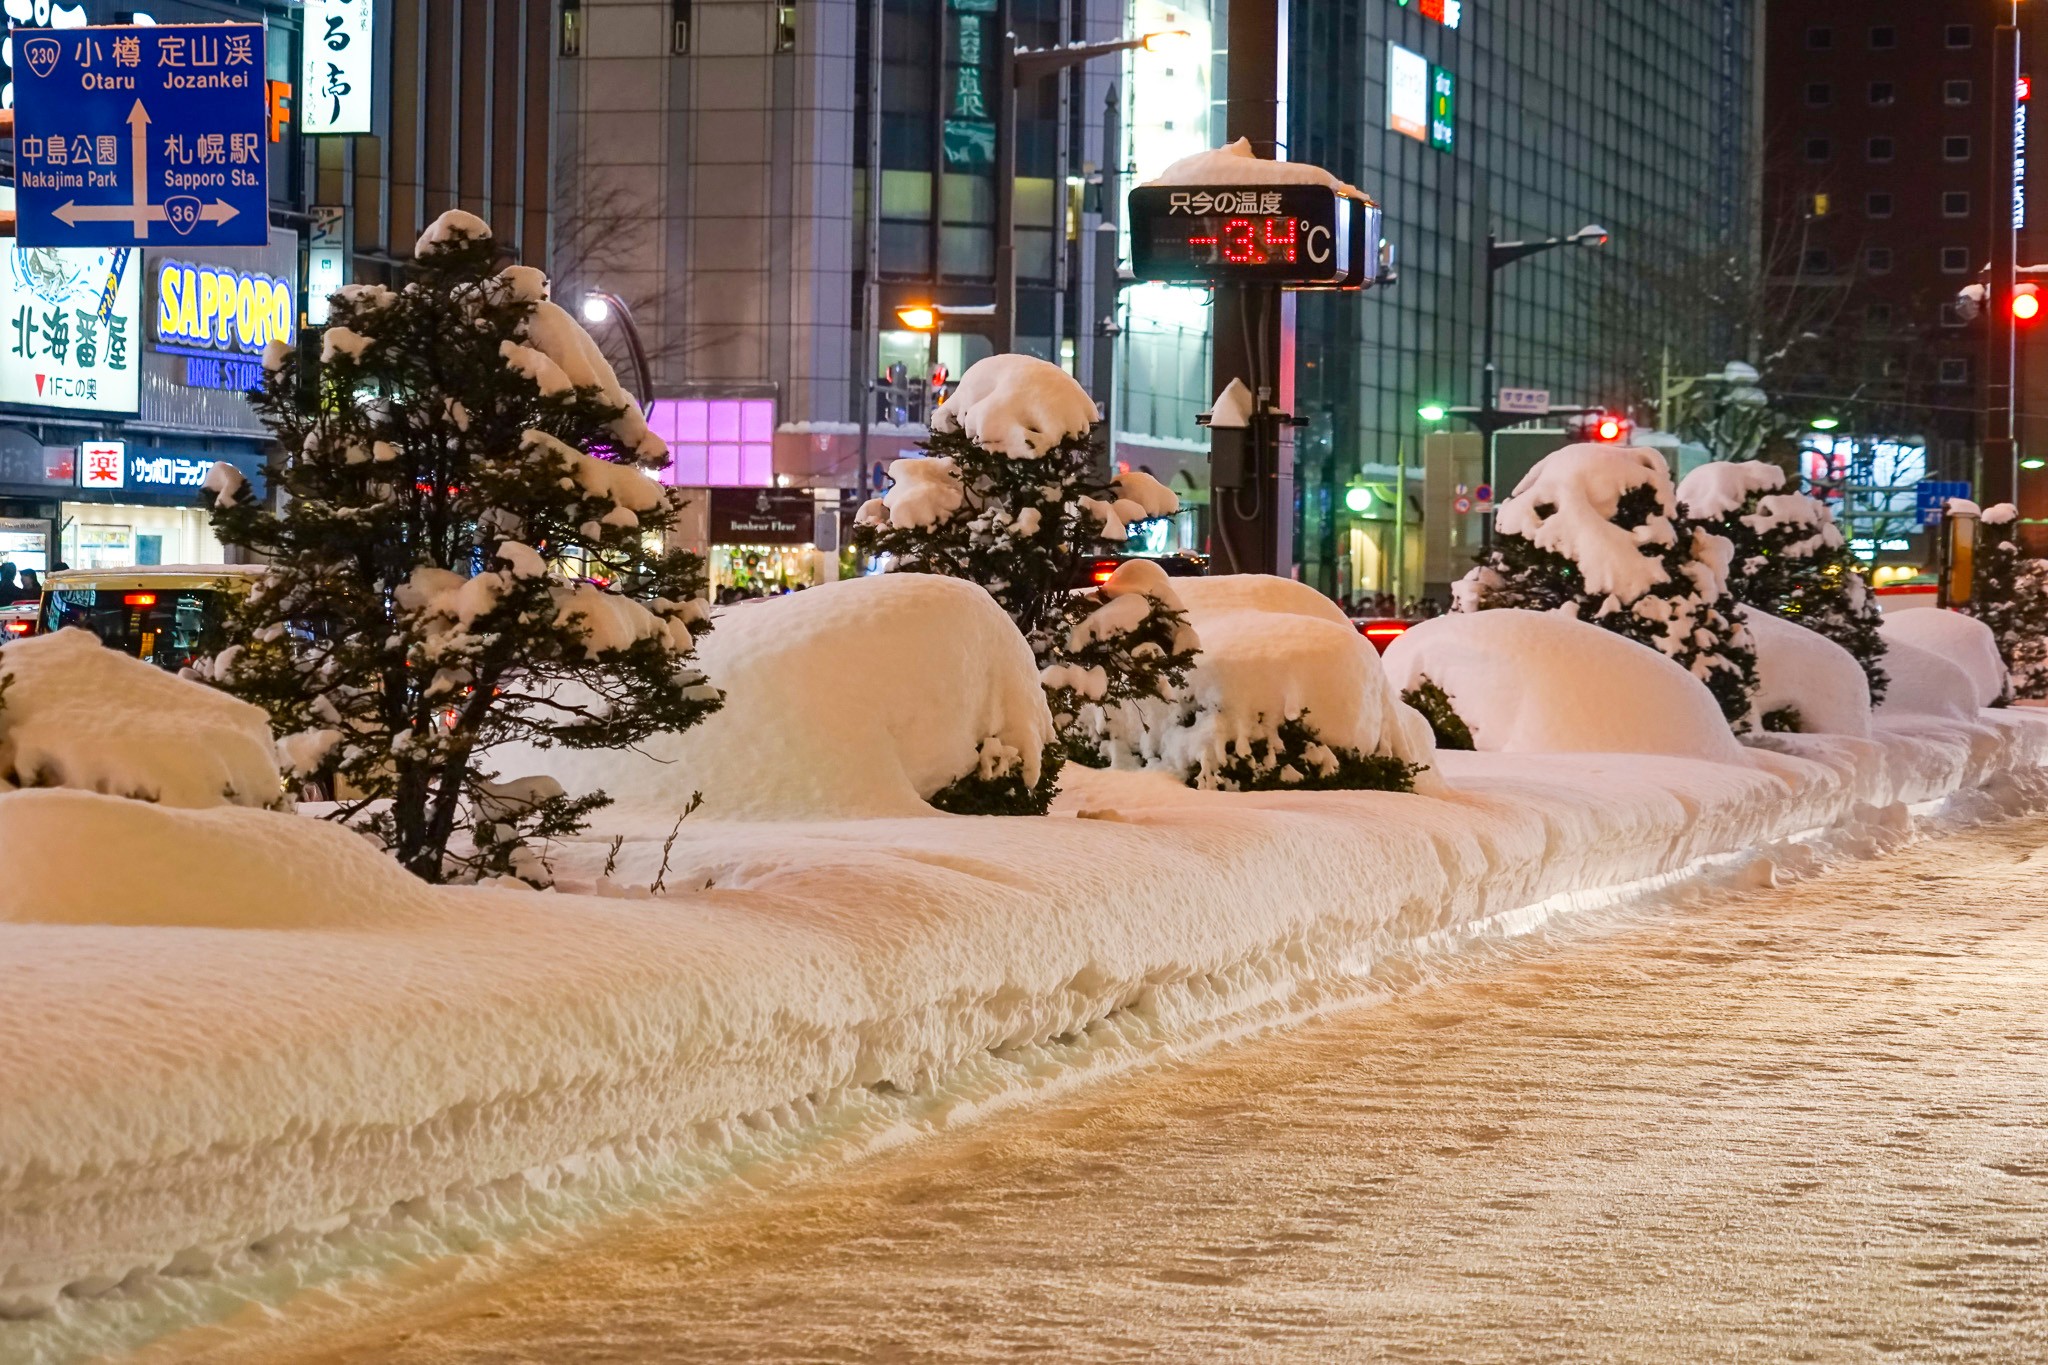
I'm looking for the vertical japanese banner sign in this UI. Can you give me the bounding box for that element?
[301,0,376,136]
[943,0,997,169]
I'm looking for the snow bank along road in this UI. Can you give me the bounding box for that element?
[3,710,2046,1361]
[231,811,2048,1365]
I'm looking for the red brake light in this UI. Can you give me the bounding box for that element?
[1596,417,1622,441]
[123,593,157,606]
[1089,560,1118,584]
[3,620,32,636]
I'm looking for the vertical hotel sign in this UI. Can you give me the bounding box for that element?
[2017,74,2030,230]
[302,0,375,135]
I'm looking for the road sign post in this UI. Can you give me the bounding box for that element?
[12,24,269,249]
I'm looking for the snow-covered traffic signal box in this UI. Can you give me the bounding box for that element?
[1129,184,1378,288]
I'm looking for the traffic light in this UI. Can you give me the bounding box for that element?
[2015,282,2042,322]
[1569,410,1631,443]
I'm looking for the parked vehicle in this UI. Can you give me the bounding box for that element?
[0,600,37,641]
[1354,618,1412,654]
[1073,551,1211,587]
[37,566,264,671]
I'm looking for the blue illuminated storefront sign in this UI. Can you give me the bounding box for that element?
[151,256,292,392]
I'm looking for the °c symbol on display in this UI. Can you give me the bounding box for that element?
[1306,225,1332,263]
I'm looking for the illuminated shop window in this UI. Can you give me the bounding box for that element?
[645,397,776,487]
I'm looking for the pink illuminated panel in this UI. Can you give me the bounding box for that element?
[646,397,774,487]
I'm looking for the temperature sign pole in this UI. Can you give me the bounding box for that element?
[11,24,270,248]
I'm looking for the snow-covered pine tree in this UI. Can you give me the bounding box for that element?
[204,211,719,884]
[1964,502,2048,699]
[1040,558,1201,768]
[1458,443,1758,726]
[852,354,1188,800]
[1675,459,1889,705]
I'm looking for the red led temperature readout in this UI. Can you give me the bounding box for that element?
[1185,216,1301,266]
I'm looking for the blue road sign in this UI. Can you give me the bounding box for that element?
[1915,479,1973,527]
[12,24,269,249]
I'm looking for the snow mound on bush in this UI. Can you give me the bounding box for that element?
[0,629,282,808]
[1874,639,1979,721]
[1742,609,1871,736]
[1675,459,1785,519]
[931,353,1098,459]
[1160,575,1435,781]
[1493,443,1678,602]
[0,789,440,928]
[520,576,1055,819]
[1881,608,2006,708]
[1380,609,1745,760]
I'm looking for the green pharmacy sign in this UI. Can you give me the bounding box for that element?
[945,0,997,169]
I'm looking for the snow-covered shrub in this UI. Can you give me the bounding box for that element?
[1380,609,1748,761]
[1155,576,1435,792]
[850,353,1184,740]
[1874,638,1981,722]
[1400,678,1474,751]
[1042,559,1201,767]
[0,629,283,807]
[1460,443,1758,727]
[1740,608,1871,738]
[499,575,1058,820]
[1880,608,2007,709]
[206,210,718,884]
[1677,459,1888,706]
[1961,503,2048,699]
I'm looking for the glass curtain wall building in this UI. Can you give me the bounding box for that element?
[1117,0,1759,598]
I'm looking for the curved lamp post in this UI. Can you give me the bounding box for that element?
[579,289,654,409]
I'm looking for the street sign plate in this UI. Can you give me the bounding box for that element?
[13,24,269,249]
[1497,386,1550,415]
[1914,479,1972,528]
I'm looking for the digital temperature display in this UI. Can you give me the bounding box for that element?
[1128,183,1374,287]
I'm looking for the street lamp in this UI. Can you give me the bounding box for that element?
[579,289,652,409]
[994,27,1190,354]
[1477,223,1612,541]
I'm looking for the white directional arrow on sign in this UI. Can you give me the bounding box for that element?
[46,100,241,240]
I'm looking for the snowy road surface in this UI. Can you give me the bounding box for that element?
[224,814,2048,1364]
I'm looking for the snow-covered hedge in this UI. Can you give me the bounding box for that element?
[0,629,283,808]
[0,789,440,928]
[1874,640,1981,722]
[1881,608,2007,710]
[515,575,1057,820]
[1460,443,1757,726]
[1379,608,1746,761]
[1742,609,1872,737]
[1160,575,1435,791]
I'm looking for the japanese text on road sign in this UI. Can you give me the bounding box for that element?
[11,24,269,248]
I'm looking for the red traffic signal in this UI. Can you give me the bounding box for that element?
[2015,283,2042,322]
[1570,411,1631,443]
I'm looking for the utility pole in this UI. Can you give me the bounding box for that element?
[1986,19,2021,507]
[1208,0,1294,577]
[1092,85,1123,478]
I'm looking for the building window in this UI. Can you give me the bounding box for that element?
[1943,191,1971,217]
[1867,136,1894,163]
[1802,248,1833,275]
[1946,25,1972,49]
[1804,82,1831,107]
[645,397,777,487]
[1806,137,1831,162]
[1865,247,1892,274]
[670,0,692,53]
[1867,81,1895,107]
[1866,191,1893,218]
[1944,79,1973,106]
[775,4,796,51]
[1940,246,1970,273]
[1940,301,1968,327]
[1806,26,1832,50]
[1869,26,1895,49]
[1944,135,1972,161]
[560,0,582,55]
[1866,303,1893,327]
[1939,357,1971,386]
